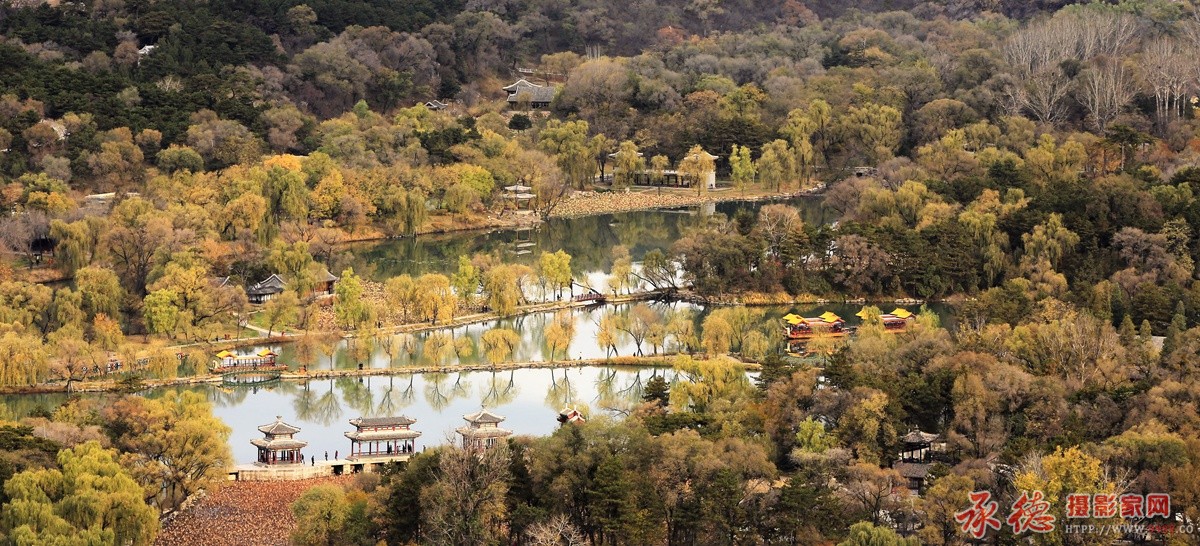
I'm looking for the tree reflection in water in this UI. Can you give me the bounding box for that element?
[376,375,415,416]
[544,368,577,410]
[292,380,319,421]
[424,373,451,411]
[310,378,343,426]
[338,376,374,417]
[480,370,519,407]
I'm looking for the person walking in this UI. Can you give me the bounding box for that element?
[324,450,328,461]
[335,450,338,460]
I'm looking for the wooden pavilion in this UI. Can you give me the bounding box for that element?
[456,408,513,451]
[251,416,307,465]
[345,416,422,459]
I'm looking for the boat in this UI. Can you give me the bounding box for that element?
[855,307,917,333]
[781,311,850,340]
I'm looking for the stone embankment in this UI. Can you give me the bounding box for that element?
[550,186,818,218]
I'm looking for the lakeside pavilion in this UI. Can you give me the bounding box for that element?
[345,416,422,459]
[456,408,513,451]
[251,416,307,465]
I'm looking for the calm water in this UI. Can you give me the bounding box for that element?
[2,196,962,464]
[1,300,948,464]
[338,195,832,282]
[4,366,678,464]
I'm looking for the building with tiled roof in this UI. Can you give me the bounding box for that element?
[503,79,556,109]
[456,408,512,450]
[345,416,422,459]
[251,416,307,465]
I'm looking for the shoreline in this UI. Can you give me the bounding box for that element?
[26,355,764,395]
[335,186,819,246]
[0,289,950,395]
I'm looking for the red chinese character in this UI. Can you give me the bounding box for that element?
[1146,494,1171,518]
[1120,494,1145,518]
[1066,494,1091,518]
[956,491,1002,539]
[1093,494,1118,518]
[1007,490,1056,534]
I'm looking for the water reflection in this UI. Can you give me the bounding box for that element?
[175,366,657,463]
[342,196,830,282]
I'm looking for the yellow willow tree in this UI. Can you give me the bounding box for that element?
[0,441,159,545]
[481,328,520,366]
[679,145,716,197]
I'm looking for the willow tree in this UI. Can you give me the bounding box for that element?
[481,328,520,366]
[103,390,232,511]
[612,140,645,188]
[679,145,715,197]
[729,144,755,195]
[0,442,159,545]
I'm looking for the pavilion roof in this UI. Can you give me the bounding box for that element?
[902,430,940,444]
[464,408,506,424]
[345,429,422,441]
[890,308,914,319]
[258,416,301,436]
[350,416,417,427]
[894,462,932,480]
[819,311,842,323]
[251,438,308,450]
[456,426,513,438]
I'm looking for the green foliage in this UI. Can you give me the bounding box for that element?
[0,441,159,546]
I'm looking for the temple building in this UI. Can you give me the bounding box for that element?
[345,416,422,459]
[252,416,307,465]
[456,408,513,450]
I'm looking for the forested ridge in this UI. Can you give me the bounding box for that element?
[5,0,1200,544]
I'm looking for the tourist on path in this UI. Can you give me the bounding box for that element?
[325,451,328,460]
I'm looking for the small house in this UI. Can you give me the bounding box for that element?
[247,274,287,304]
[503,79,556,109]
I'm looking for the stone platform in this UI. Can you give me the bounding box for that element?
[229,455,413,481]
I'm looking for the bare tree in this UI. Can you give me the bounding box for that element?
[1140,38,1192,133]
[1078,58,1137,132]
[1004,9,1140,126]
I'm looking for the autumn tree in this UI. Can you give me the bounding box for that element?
[679,145,716,196]
[612,140,644,188]
[729,144,755,195]
[0,441,158,545]
[263,290,300,337]
[421,445,511,545]
[103,390,232,511]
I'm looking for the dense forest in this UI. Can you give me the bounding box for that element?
[5,0,1200,544]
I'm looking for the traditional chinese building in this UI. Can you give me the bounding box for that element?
[456,408,513,450]
[894,429,944,492]
[246,270,339,304]
[345,416,421,459]
[557,407,586,426]
[247,274,287,304]
[503,79,556,109]
[251,416,307,465]
[213,348,278,371]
